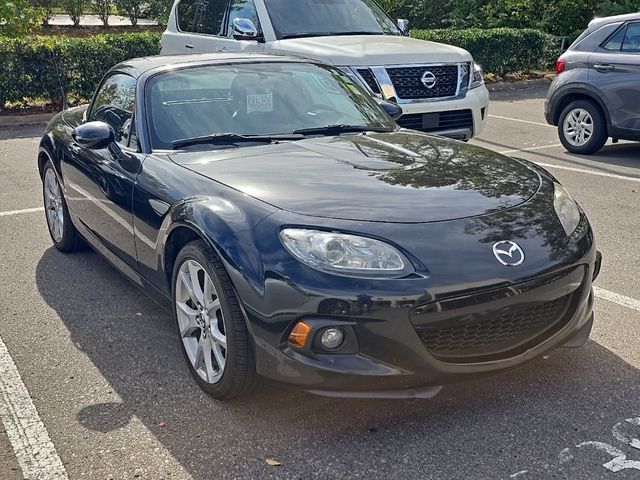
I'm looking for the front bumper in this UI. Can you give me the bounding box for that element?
[246,246,599,396]
[395,86,489,140]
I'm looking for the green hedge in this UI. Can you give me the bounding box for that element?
[1,28,557,107]
[0,32,161,107]
[411,28,558,75]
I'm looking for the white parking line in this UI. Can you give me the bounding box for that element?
[499,144,563,155]
[594,287,640,312]
[536,162,640,184]
[0,207,44,218]
[489,114,554,128]
[0,335,69,480]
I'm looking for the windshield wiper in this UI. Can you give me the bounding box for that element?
[293,125,394,136]
[281,31,384,39]
[172,133,303,149]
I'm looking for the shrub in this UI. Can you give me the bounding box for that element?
[411,28,558,75]
[0,0,44,36]
[0,32,161,107]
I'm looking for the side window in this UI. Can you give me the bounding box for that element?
[177,0,198,32]
[178,0,228,35]
[603,26,626,51]
[89,74,137,148]
[622,22,640,53]
[226,0,260,37]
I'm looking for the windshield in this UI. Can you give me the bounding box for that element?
[264,0,401,40]
[146,62,395,150]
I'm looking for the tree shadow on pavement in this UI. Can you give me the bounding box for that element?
[36,247,640,480]
[0,125,46,141]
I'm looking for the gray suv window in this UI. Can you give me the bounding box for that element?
[177,0,229,35]
[603,22,640,52]
[226,0,260,37]
[622,22,640,52]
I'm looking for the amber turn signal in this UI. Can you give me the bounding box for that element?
[288,321,311,348]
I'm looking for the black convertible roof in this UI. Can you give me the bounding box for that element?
[114,53,309,78]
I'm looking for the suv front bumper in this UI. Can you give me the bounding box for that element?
[396,85,489,140]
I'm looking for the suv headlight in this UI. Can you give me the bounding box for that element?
[280,228,412,277]
[554,184,581,236]
[470,62,484,89]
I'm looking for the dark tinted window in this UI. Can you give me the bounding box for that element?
[622,22,640,52]
[263,0,400,40]
[226,0,260,37]
[178,0,228,35]
[90,74,136,147]
[603,26,626,51]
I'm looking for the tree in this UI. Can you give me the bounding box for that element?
[91,0,113,26]
[146,0,173,27]
[63,0,85,27]
[115,0,147,27]
[0,0,44,36]
[31,0,58,26]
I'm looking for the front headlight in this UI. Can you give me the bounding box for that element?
[280,229,411,277]
[470,62,484,90]
[554,184,581,236]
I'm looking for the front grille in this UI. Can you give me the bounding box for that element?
[356,68,381,95]
[416,295,572,362]
[396,109,473,135]
[387,65,459,100]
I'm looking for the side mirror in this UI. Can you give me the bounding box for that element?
[73,121,114,150]
[377,99,403,121]
[397,19,410,36]
[232,18,260,41]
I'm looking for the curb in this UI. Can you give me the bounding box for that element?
[0,113,57,128]
[487,77,554,92]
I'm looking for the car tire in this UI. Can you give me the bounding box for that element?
[558,100,607,155]
[172,240,257,399]
[42,159,84,253]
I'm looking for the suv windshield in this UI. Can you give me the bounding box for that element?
[263,0,401,40]
[147,62,395,150]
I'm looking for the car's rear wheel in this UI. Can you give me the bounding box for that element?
[42,159,83,252]
[172,240,256,399]
[558,100,607,155]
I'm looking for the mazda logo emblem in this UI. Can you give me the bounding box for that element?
[421,71,437,89]
[492,241,525,266]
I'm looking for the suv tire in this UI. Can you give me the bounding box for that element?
[558,100,607,155]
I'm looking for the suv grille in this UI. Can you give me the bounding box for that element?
[356,68,381,95]
[397,109,473,134]
[415,295,572,362]
[387,65,459,100]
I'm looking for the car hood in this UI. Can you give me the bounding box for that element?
[270,35,471,66]
[169,132,541,224]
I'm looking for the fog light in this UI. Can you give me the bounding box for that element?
[288,321,311,348]
[320,328,345,350]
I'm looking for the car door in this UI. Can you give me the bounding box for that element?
[174,0,264,54]
[589,21,640,133]
[62,73,143,269]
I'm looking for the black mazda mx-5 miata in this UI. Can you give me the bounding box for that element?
[39,53,601,399]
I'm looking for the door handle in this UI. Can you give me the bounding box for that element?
[594,64,615,72]
[185,44,194,49]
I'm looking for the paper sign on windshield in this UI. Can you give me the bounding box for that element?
[247,93,273,113]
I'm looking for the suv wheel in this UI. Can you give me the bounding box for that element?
[558,100,607,155]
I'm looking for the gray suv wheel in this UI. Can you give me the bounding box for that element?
[558,100,607,155]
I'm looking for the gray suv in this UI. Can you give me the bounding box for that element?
[545,13,640,154]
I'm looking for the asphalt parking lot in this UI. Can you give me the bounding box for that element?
[0,86,639,480]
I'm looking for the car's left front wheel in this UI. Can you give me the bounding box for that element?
[172,240,257,399]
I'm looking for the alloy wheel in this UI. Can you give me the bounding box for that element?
[44,168,64,242]
[562,108,594,147]
[175,260,227,384]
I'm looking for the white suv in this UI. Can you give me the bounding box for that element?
[161,0,490,140]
